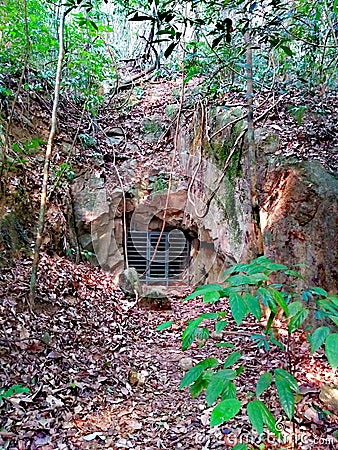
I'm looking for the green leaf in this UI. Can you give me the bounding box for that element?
[270,289,289,317]
[247,400,264,435]
[248,273,269,284]
[288,308,309,333]
[310,287,327,297]
[204,291,220,303]
[164,41,178,58]
[325,333,338,368]
[156,321,173,331]
[197,327,209,347]
[182,318,203,351]
[256,372,273,397]
[275,375,294,420]
[288,301,303,317]
[257,288,276,312]
[2,384,30,399]
[328,294,338,307]
[285,269,303,279]
[328,315,338,326]
[210,399,241,427]
[200,313,219,320]
[308,326,330,353]
[222,381,237,399]
[259,401,282,438]
[274,369,299,393]
[244,293,262,321]
[180,358,219,389]
[206,374,232,406]
[280,45,293,56]
[224,351,241,369]
[226,274,251,286]
[215,320,228,333]
[189,373,210,398]
[229,293,248,325]
[184,284,223,301]
[216,342,236,348]
[232,444,247,450]
[223,264,249,276]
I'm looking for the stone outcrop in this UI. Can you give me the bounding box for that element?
[70,105,337,295]
[261,161,338,291]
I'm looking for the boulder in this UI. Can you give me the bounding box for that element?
[119,267,142,297]
[319,383,338,413]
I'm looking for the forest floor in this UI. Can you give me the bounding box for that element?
[0,77,338,449]
[0,254,337,450]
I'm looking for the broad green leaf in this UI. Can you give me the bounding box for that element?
[257,288,277,312]
[215,320,228,333]
[288,308,309,333]
[248,273,269,284]
[229,293,248,325]
[247,400,264,435]
[184,284,223,301]
[256,372,272,397]
[251,256,273,265]
[310,287,327,297]
[270,289,289,317]
[226,274,251,286]
[197,327,209,347]
[199,313,219,320]
[308,326,330,353]
[156,321,173,331]
[204,291,220,303]
[164,41,177,58]
[210,399,241,427]
[259,401,282,438]
[223,351,241,369]
[288,301,303,317]
[223,264,250,276]
[317,299,338,315]
[328,294,338,307]
[232,444,247,450]
[206,374,231,406]
[182,318,203,351]
[244,293,262,321]
[274,369,299,393]
[2,384,30,398]
[275,375,294,420]
[245,264,266,274]
[325,333,338,368]
[216,342,236,348]
[269,333,285,351]
[180,358,219,389]
[280,45,293,56]
[285,269,303,279]
[222,381,237,399]
[189,372,211,398]
[328,315,338,326]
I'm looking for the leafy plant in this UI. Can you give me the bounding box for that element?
[0,384,30,403]
[158,256,337,443]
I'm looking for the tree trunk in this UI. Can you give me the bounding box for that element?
[29,6,67,307]
[245,31,264,259]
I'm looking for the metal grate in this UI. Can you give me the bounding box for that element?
[127,230,190,285]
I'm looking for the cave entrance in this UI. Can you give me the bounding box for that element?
[127,230,190,285]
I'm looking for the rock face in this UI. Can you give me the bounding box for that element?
[260,161,338,291]
[70,106,337,295]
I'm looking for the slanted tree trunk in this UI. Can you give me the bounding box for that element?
[244,31,264,259]
[29,5,67,307]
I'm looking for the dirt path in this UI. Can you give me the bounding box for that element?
[0,255,337,449]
